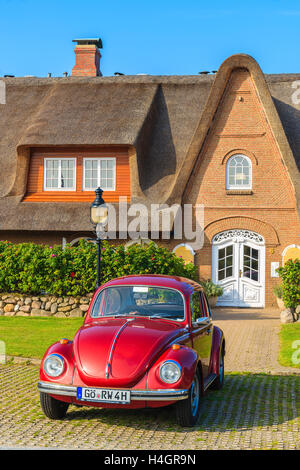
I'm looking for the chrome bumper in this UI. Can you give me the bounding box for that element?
[37,381,189,402]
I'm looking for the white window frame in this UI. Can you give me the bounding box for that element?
[83,157,116,191]
[226,154,252,190]
[43,158,77,191]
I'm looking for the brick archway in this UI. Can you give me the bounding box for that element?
[205,216,279,246]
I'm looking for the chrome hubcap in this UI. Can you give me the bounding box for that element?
[190,376,200,416]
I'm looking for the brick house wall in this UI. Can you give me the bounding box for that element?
[183,68,300,307]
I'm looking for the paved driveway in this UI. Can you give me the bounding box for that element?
[0,364,299,450]
[0,309,299,450]
[213,308,300,375]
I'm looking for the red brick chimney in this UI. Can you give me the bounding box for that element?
[72,38,103,77]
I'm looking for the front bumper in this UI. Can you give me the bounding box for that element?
[37,381,189,402]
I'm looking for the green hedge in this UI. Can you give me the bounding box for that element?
[277,258,300,310]
[0,240,198,297]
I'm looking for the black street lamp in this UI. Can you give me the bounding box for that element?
[90,187,108,289]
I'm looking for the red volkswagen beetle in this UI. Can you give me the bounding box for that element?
[38,275,225,426]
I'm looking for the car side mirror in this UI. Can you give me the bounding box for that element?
[195,316,210,325]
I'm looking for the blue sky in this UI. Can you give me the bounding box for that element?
[1,0,300,77]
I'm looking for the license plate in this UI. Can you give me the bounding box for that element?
[77,387,131,404]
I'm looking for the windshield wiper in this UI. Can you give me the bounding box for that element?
[148,315,183,321]
[109,314,150,319]
[104,314,126,318]
[148,315,166,319]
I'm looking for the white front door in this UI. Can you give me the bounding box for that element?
[212,230,265,308]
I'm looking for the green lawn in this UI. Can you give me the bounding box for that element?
[0,317,83,359]
[279,323,300,368]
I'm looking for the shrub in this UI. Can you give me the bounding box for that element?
[0,240,198,297]
[277,259,300,310]
[273,284,283,299]
[200,279,223,298]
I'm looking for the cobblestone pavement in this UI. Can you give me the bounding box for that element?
[0,364,299,450]
[213,308,300,375]
[1,309,299,450]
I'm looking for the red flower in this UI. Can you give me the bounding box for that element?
[71,272,75,278]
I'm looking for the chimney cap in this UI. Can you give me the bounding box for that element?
[72,38,103,48]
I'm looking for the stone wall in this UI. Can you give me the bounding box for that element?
[0,293,94,317]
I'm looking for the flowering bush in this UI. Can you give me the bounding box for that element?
[0,240,198,296]
[277,259,300,310]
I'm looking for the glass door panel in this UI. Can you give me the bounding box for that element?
[217,245,233,281]
[243,245,259,282]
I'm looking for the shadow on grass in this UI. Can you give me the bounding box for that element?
[64,373,300,432]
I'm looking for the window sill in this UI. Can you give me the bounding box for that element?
[226,190,253,195]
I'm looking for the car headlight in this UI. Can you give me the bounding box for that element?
[159,360,182,384]
[43,354,65,377]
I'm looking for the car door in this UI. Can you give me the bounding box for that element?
[190,290,213,378]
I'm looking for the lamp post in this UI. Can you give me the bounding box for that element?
[90,188,108,289]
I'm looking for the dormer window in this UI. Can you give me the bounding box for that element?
[226,154,252,190]
[83,158,116,191]
[24,148,130,203]
[44,158,76,191]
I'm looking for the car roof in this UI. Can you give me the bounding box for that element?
[100,274,203,295]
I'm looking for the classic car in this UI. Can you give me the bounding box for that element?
[38,274,225,426]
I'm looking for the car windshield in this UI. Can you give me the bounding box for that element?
[90,285,185,321]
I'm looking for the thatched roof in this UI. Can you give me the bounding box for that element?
[0,54,299,232]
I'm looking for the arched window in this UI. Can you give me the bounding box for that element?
[282,245,300,265]
[172,243,195,265]
[226,154,252,190]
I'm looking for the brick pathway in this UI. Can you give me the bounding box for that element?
[0,364,299,450]
[213,308,300,375]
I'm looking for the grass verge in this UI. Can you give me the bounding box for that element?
[279,323,300,368]
[0,316,83,359]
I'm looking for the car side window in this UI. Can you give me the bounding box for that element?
[201,293,212,319]
[90,290,104,317]
[191,291,203,322]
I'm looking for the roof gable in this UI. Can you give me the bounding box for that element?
[183,66,296,210]
[170,54,300,219]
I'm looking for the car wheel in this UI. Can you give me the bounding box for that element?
[210,345,225,390]
[176,369,201,427]
[40,392,69,419]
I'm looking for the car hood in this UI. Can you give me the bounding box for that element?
[72,317,185,387]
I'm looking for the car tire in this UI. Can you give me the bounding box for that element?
[175,369,201,427]
[40,392,69,419]
[210,345,225,390]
